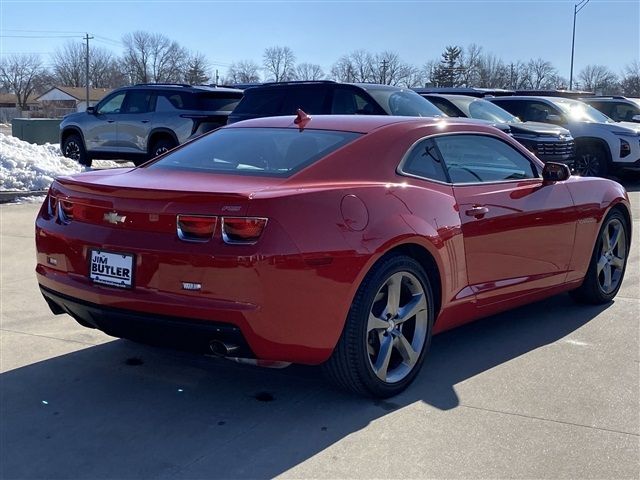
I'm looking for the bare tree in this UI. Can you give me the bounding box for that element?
[183,52,210,85]
[122,31,186,84]
[0,54,45,111]
[51,42,84,87]
[620,60,640,96]
[263,46,296,82]
[330,50,373,83]
[578,64,618,93]
[225,60,261,84]
[52,41,124,88]
[369,51,414,86]
[295,63,325,81]
[524,58,557,89]
[477,54,509,88]
[459,43,483,86]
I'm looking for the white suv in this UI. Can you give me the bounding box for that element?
[489,96,640,177]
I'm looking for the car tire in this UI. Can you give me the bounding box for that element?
[62,134,91,167]
[574,143,609,177]
[570,209,629,304]
[149,138,177,160]
[323,254,435,398]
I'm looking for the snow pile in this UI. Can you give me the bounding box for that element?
[0,133,127,191]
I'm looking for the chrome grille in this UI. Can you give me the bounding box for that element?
[536,140,575,157]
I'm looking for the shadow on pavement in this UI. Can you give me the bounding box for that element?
[0,293,611,479]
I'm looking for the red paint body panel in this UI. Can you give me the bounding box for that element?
[35,115,632,364]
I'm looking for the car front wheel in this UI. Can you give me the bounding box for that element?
[323,254,434,397]
[570,209,629,304]
[574,143,608,177]
[62,134,91,167]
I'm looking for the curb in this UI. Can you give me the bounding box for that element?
[0,190,48,204]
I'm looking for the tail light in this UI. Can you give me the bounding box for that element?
[58,200,74,223]
[177,215,217,242]
[47,195,58,218]
[221,217,268,244]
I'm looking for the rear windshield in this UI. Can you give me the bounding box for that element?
[147,127,361,177]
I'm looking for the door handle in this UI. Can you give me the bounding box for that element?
[141,120,150,123]
[465,205,489,218]
[107,120,115,123]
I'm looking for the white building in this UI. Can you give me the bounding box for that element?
[35,87,112,117]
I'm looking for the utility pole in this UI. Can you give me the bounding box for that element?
[84,33,94,110]
[215,69,219,86]
[569,0,590,90]
[381,59,388,85]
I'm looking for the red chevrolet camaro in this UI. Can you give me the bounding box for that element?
[36,114,632,397]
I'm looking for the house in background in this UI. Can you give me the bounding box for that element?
[0,93,39,122]
[35,86,112,117]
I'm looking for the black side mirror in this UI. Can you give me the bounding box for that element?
[542,162,571,183]
[86,106,96,114]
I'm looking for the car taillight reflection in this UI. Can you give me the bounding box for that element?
[177,215,217,242]
[221,217,268,245]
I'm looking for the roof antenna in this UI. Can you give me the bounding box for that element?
[294,109,311,130]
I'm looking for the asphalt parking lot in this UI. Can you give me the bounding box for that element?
[1,178,638,479]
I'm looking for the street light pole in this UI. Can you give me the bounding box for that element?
[569,0,590,90]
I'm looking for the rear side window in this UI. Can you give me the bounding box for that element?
[147,127,361,177]
[425,97,462,117]
[233,90,286,115]
[331,88,379,115]
[433,134,538,183]
[401,138,448,182]
[193,93,243,112]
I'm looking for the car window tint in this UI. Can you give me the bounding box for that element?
[280,87,328,114]
[401,138,448,182]
[97,92,126,114]
[193,93,243,112]
[522,101,560,123]
[433,134,538,184]
[425,97,461,117]
[123,90,153,114]
[613,103,638,122]
[233,91,286,115]
[331,88,377,115]
[491,100,523,120]
[165,93,186,109]
[155,95,177,112]
[147,128,361,177]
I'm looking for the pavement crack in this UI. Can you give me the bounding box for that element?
[0,327,99,347]
[459,403,639,437]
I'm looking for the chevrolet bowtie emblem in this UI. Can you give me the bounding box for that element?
[104,212,127,224]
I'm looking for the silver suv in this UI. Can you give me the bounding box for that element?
[60,84,243,167]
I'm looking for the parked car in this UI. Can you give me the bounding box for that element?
[580,96,640,123]
[227,80,447,123]
[37,114,631,397]
[415,92,575,165]
[60,83,244,167]
[488,96,640,177]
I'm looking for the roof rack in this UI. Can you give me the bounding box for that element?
[512,89,595,99]
[134,83,192,87]
[412,87,515,98]
[260,80,336,87]
[583,95,627,100]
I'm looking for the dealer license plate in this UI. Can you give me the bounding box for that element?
[89,250,134,288]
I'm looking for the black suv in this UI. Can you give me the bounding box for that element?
[60,84,244,166]
[416,92,576,165]
[227,81,446,124]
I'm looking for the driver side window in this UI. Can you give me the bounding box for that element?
[433,134,538,184]
[97,92,126,114]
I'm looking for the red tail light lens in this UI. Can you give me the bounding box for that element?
[177,215,217,242]
[222,217,268,244]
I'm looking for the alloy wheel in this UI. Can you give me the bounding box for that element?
[154,146,169,157]
[597,218,627,294]
[64,141,81,161]
[574,153,601,177]
[366,271,429,384]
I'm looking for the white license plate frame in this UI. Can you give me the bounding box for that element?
[89,249,135,289]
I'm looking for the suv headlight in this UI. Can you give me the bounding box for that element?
[619,138,631,158]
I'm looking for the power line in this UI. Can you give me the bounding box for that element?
[0,35,83,38]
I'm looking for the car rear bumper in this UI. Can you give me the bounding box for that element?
[40,285,255,357]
